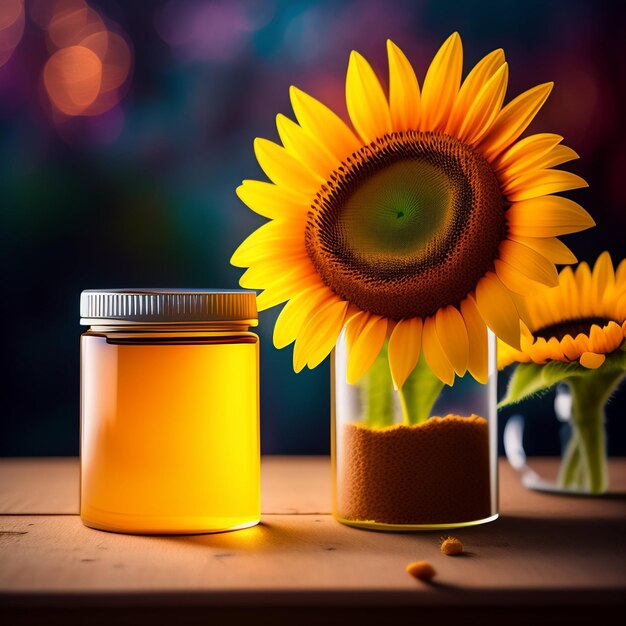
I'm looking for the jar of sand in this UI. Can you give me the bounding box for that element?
[332,330,498,530]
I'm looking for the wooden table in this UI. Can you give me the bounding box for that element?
[1,457,625,625]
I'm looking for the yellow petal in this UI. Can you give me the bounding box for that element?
[479,82,553,161]
[494,132,563,179]
[458,62,508,145]
[422,315,455,386]
[420,32,463,132]
[497,338,527,369]
[273,285,329,349]
[615,259,626,287]
[503,169,588,202]
[546,336,565,361]
[289,86,361,162]
[498,239,559,287]
[591,251,614,305]
[293,298,348,372]
[539,144,579,169]
[506,196,595,237]
[239,261,315,294]
[231,220,303,267]
[507,235,577,265]
[255,271,321,310]
[305,301,351,369]
[345,310,370,351]
[387,39,421,131]
[346,315,388,384]
[435,305,469,376]
[474,272,523,348]
[604,321,625,352]
[236,180,310,220]
[460,296,489,383]
[494,259,547,295]
[560,334,581,361]
[254,138,322,193]
[276,114,338,180]
[579,352,605,369]
[346,50,392,144]
[446,47,505,137]
[388,317,423,389]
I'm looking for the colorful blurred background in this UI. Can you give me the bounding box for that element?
[2,0,625,456]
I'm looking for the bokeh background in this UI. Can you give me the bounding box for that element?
[2,0,625,457]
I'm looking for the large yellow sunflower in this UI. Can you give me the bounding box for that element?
[232,33,593,388]
[498,252,626,370]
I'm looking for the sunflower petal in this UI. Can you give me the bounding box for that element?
[580,352,605,369]
[460,296,489,383]
[346,315,388,384]
[273,285,329,349]
[293,298,348,372]
[498,239,559,287]
[276,114,338,180]
[493,133,562,179]
[539,144,579,169]
[420,32,463,132]
[387,39,421,131]
[239,259,315,292]
[236,180,310,220]
[305,300,350,369]
[446,47,505,137]
[591,250,614,305]
[494,259,546,295]
[231,220,303,267]
[479,82,553,161]
[506,196,595,237]
[458,62,508,145]
[422,315,455,386]
[475,272,523,348]
[560,334,580,361]
[255,271,321,310]
[346,50,392,144]
[254,138,322,193]
[388,317,423,389]
[435,305,469,376]
[507,235,577,265]
[289,86,360,162]
[503,169,588,202]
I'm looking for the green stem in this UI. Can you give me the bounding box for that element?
[558,370,626,494]
[397,355,445,426]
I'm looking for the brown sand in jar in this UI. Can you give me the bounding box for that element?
[339,415,491,525]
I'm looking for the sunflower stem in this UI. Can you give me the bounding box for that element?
[558,370,626,494]
[397,356,445,426]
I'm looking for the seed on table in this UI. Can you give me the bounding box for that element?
[440,536,463,556]
[406,560,436,581]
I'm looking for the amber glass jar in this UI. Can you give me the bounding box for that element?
[80,289,259,534]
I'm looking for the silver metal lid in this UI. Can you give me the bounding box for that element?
[80,289,258,326]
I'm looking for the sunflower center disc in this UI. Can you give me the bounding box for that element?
[305,131,506,319]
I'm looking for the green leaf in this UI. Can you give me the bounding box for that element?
[398,355,445,425]
[499,346,626,409]
[359,341,393,427]
[498,361,584,408]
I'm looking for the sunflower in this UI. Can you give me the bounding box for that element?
[498,252,626,370]
[232,33,593,388]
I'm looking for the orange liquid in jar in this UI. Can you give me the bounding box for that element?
[80,331,259,534]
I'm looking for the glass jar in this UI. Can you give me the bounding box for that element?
[332,330,498,530]
[80,289,259,534]
[504,382,612,496]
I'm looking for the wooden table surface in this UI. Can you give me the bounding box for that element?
[1,457,625,625]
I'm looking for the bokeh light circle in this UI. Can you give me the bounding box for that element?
[43,45,102,116]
